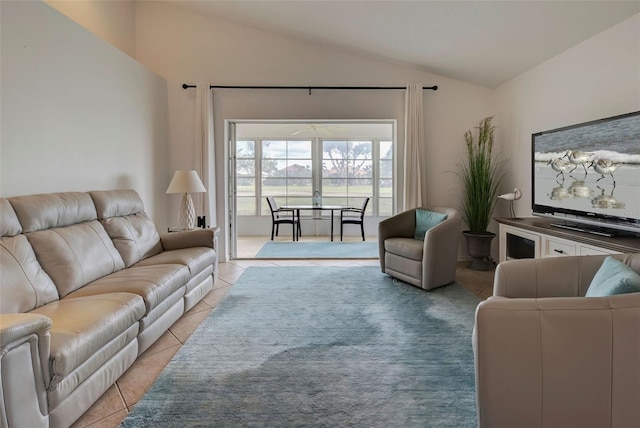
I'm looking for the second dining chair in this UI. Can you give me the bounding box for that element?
[340,197,370,241]
[266,196,300,241]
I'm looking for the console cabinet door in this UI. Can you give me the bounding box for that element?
[499,225,541,262]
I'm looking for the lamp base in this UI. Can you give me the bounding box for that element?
[179,193,196,230]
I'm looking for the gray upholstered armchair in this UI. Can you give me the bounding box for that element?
[378,206,461,290]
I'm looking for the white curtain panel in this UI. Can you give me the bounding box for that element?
[195,83,217,227]
[403,84,425,210]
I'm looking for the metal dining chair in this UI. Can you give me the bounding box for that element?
[266,196,300,241]
[340,197,370,241]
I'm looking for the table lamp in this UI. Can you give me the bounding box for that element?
[166,170,206,230]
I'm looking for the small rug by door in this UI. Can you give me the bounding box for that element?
[121,267,479,427]
[255,241,379,258]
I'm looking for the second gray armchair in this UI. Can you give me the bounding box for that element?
[378,207,461,290]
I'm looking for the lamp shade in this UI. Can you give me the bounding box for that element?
[166,170,206,194]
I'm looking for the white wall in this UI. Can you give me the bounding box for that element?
[0,1,171,228]
[134,1,496,260]
[496,13,640,218]
[45,0,136,58]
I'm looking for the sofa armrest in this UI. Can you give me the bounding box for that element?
[1,313,51,349]
[0,313,52,427]
[422,208,461,288]
[473,293,640,427]
[160,227,220,251]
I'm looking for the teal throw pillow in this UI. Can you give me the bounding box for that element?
[414,209,448,240]
[585,256,640,297]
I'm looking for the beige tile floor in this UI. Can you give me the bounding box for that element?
[71,237,494,428]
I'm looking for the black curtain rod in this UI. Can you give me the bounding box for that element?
[182,83,437,93]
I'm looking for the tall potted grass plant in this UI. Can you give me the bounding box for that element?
[458,116,506,270]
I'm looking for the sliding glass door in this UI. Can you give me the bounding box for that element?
[228,120,395,258]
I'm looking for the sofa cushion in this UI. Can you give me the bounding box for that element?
[26,221,125,297]
[1,235,59,313]
[90,190,162,267]
[99,213,163,267]
[8,192,97,232]
[90,189,145,219]
[30,292,145,385]
[585,256,640,297]
[414,209,448,240]
[384,237,423,261]
[136,247,216,276]
[0,198,22,237]
[66,264,190,314]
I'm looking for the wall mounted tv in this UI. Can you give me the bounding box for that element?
[532,111,640,236]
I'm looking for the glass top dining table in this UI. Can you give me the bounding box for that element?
[280,205,349,241]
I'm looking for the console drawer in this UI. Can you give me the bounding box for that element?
[544,238,576,257]
[579,245,619,256]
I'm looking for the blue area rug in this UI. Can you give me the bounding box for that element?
[255,241,379,258]
[121,267,479,427]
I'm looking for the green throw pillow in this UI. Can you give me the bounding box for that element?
[585,256,640,297]
[414,209,448,240]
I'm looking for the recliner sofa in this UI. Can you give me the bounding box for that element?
[0,189,219,428]
[473,253,640,427]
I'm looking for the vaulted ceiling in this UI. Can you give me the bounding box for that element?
[161,0,640,88]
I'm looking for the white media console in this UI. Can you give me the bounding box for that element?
[496,217,640,262]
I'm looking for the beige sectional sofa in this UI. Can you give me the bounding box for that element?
[473,253,640,428]
[0,190,219,428]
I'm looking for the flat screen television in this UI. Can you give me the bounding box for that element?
[532,111,640,237]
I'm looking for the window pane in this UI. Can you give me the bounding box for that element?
[237,197,255,216]
[236,160,254,177]
[322,179,347,196]
[236,140,255,158]
[260,199,273,216]
[236,140,256,217]
[323,140,348,158]
[378,198,393,216]
[380,141,393,160]
[380,159,392,179]
[348,179,372,196]
[321,183,345,198]
[262,178,287,195]
[323,159,348,179]
[285,196,309,206]
[349,141,372,160]
[287,179,312,195]
[286,159,312,177]
[287,140,312,158]
[236,179,255,195]
[262,140,287,158]
[262,159,286,177]
[326,196,348,206]
[348,160,372,178]
[379,179,393,197]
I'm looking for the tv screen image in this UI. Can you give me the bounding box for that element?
[532,111,640,235]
